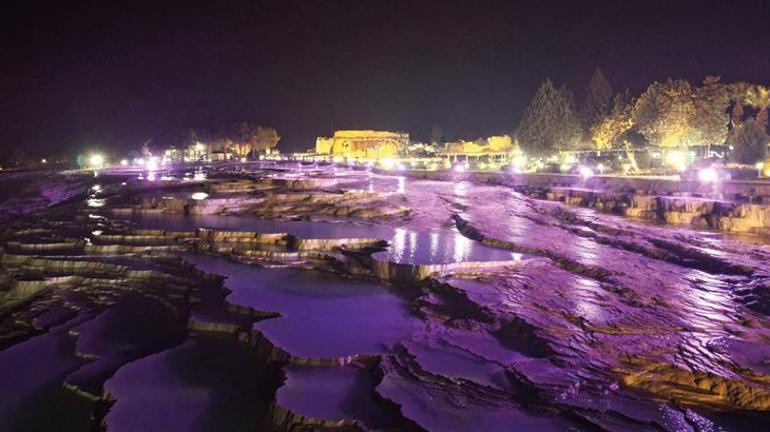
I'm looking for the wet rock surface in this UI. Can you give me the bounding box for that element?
[513,183,770,235]
[1,165,770,431]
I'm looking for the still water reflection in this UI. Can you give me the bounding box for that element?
[133,214,518,265]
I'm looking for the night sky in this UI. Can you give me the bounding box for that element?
[2,0,770,157]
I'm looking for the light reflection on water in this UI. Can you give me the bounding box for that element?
[87,198,106,208]
[571,278,604,323]
[454,181,469,196]
[131,214,517,265]
[397,176,406,193]
[573,235,599,265]
[453,232,473,263]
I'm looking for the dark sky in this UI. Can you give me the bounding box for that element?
[2,0,770,156]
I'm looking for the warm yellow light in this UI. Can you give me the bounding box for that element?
[664,150,688,172]
[380,158,396,170]
[512,154,527,172]
[89,154,105,167]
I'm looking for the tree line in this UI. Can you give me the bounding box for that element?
[184,122,281,158]
[517,68,770,164]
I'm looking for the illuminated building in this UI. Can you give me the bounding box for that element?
[315,130,409,159]
[315,137,334,155]
[444,135,514,154]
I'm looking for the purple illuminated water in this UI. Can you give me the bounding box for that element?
[104,335,274,432]
[183,254,421,358]
[7,166,770,431]
[0,313,94,431]
[277,364,402,428]
[132,213,392,238]
[134,214,518,264]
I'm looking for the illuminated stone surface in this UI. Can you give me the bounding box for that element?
[2,164,770,431]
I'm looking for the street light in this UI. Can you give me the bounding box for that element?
[579,166,594,179]
[697,167,718,183]
[88,154,105,168]
[664,150,688,172]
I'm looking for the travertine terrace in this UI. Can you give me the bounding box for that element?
[2,164,770,432]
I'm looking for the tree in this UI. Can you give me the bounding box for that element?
[730,118,769,164]
[227,123,281,157]
[591,98,634,151]
[429,125,443,145]
[728,81,752,127]
[691,76,729,146]
[632,79,697,147]
[591,93,642,172]
[141,140,153,158]
[581,67,613,132]
[254,126,281,152]
[632,77,729,149]
[517,79,582,156]
[746,85,770,130]
[230,122,255,157]
[613,88,633,110]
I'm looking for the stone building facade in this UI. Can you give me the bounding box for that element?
[315,130,409,159]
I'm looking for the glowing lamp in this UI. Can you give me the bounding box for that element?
[697,167,719,183]
[120,159,128,166]
[665,150,688,172]
[380,158,396,170]
[191,192,209,200]
[146,157,159,171]
[579,166,594,179]
[512,155,526,170]
[88,154,105,167]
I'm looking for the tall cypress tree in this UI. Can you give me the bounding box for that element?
[581,68,613,132]
[517,79,583,156]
